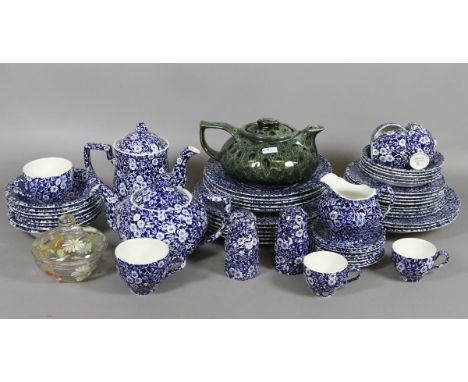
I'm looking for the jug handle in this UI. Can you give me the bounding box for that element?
[83,143,114,183]
[200,193,232,243]
[199,121,239,161]
[378,185,395,220]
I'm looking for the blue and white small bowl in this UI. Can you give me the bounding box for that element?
[392,238,449,282]
[115,238,170,295]
[18,157,74,203]
[303,251,361,297]
[224,209,259,281]
[274,207,309,275]
[370,123,408,168]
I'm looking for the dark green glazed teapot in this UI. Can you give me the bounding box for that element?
[200,118,324,185]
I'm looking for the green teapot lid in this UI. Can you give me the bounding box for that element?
[244,118,296,140]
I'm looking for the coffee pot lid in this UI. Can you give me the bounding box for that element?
[115,122,169,155]
[244,118,296,140]
[131,184,192,211]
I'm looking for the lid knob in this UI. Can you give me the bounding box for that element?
[257,118,280,130]
[136,122,148,133]
[58,214,76,228]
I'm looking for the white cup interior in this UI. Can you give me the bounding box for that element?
[303,251,348,273]
[392,238,436,259]
[23,157,72,178]
[115,238,169,265]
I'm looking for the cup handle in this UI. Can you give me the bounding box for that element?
[200,193,232,243]
[199,121,239,161]
[13,176,27,197]
[378,185,395,220]
[83,142,114,183]
[346,268,361,283]
[432,250,450,269]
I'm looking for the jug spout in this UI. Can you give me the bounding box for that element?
[91,183,120,230]
[169,146,200,187]
[320,173,376,201]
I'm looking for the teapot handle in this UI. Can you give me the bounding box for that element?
[83,143,114,184]
[377,185,395,220]
[200,193,232,243]
[199,121,239,161]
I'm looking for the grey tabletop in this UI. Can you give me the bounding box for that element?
[0,63,466,318]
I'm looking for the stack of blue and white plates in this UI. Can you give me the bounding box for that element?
[195,156,332,245]
[5,168,103,237]
[309,223,386,268]
[344,146,460,233]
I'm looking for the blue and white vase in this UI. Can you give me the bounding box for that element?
[224,209,259,281]
[274,207,309,275]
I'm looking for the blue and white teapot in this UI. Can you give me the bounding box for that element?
[84,122,199,198]
[92,175,231,275]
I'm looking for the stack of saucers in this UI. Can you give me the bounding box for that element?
[5,168,103,237]
[344,146,460,233]
[310,222,386,268]
[194,156,332,245]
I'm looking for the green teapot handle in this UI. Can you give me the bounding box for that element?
[199,121,239,160]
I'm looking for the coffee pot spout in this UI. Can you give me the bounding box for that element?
[169,146,201,187]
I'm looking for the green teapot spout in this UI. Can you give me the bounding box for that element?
[301,124,324,146]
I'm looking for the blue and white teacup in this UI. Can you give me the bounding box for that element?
[392,238,449,282]
[274,207,309,275]
[18,157,74,203]
[370,122,408,168]
[303,251,361,297]
[115,238,170,295]
[404,123,437,170]
[224,209,260,281]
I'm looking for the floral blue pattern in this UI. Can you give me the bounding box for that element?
[84,122,199,199]
[116,256,169,295]
[92,177,231,276]
[19,167,74,203]
[371,128,408,168]
[274,207,309,275]
[303,254,361,297]
[405,123,436,160]
[318,180,394,235]
[392,249,449,282]
[224,210,259,281]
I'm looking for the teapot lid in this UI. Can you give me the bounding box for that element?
[131,185,192,211]
[244,118,296,140]
[115,122,169,155]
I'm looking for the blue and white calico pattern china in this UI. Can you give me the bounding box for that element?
[405,123,436,163]
[93,175,231,276]
[224,210,259,281]
[274,207,309,275]
[303,251,361,297]
[370,123,408,168]
[319,173,394,235]
[84,122,200,199]
[18,157,75,203]
[115,238,170,295]
[391,238,449,282]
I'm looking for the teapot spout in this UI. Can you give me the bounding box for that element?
[91,183,120,230]
[306,124,325,136]
[170,146,201,187]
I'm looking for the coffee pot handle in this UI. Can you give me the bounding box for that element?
[200,193,232,243]
[199,121,239,160]
[378,185,395,220]
[83,143,114,184]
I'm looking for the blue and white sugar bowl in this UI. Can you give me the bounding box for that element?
[274,207,309,275]
[303,251,361,297]
[224,209,260,281]
[392,238,449,282]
